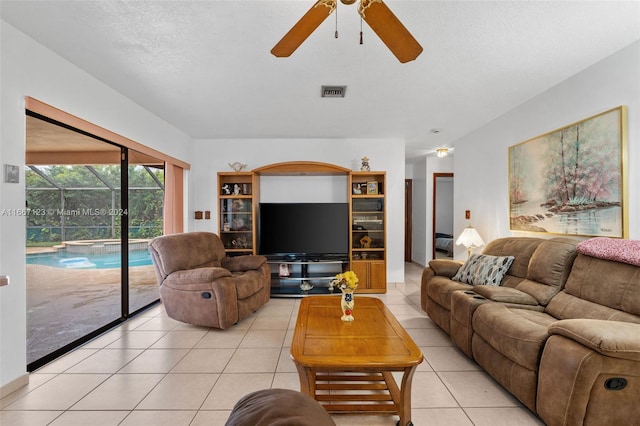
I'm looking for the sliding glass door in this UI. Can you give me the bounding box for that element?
[25,113,164,369]
[128,159,165,313]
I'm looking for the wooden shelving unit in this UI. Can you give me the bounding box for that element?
[217,172,259,256]
[216,162,387,293]
[349,171,386,293]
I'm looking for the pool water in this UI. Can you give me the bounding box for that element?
[27,250,153,269]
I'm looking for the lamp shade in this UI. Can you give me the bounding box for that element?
[456,226,485,248]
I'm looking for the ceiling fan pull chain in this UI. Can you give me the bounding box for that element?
[360,17,363,44]
[335,5,339,38]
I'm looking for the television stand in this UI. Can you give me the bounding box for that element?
[266,257,349,298]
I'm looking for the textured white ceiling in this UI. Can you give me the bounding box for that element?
[2,1,639,158]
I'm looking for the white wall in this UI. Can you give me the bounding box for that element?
[0,21,192,390]
[453,41,640,258]
[189,138,406,283]
[260,175,348,203]
[407,157,427,265]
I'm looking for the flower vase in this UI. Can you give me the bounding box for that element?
[340,289,355,322]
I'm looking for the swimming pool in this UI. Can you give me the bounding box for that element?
[27,250,153,269]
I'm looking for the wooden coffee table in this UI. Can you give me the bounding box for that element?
[290,296,423,426]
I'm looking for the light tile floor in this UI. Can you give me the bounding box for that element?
[1,263,544,426]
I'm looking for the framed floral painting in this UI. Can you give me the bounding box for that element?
[509,106,627,238]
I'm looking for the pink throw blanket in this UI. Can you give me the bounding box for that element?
[576,237,640,267]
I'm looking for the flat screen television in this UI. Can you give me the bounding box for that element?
[258,203,349,258]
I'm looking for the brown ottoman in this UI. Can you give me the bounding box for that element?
[225,388,336,426]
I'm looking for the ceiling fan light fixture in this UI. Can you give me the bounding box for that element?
[436,148,449,158]
[271,0,422,63]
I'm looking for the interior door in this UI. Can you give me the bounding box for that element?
[432,173,454,259]
[405,179,412,262]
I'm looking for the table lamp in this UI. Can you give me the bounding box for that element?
[456,225,485,259]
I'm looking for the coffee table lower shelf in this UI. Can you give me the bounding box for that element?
[315,370,415,414]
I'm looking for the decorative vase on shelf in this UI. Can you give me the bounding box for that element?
[340,288,356,322]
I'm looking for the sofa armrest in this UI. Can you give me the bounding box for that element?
[222,255,267,272]
[548,319,640,362]
[428,259,464,278]
[165,267,232,286]
[472,286,539,306]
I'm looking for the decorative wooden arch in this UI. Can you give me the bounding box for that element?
[253,161,351,176]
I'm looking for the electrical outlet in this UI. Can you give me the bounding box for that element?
[465,210,471,220]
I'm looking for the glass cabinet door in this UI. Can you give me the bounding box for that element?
[351,197,384,261]
[220,198,253,253]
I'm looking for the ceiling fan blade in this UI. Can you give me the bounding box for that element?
[359,0,423,63]
[271,0,337,57]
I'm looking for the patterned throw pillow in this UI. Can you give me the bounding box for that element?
[452,254,515,286]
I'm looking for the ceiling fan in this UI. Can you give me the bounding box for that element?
[271,0,423,63]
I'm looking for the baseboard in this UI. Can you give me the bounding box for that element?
[0,374,29,398]
[410,260,426,268]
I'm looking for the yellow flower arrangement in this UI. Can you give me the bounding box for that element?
[330,270,359,291]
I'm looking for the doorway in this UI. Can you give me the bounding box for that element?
[432,173,454,259]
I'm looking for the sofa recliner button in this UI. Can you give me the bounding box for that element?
[604,378,627,391]
[201,292,212,299]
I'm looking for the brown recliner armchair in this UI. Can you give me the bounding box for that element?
[148,232,270,329]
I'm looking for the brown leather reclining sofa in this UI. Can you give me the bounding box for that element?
[421,237,640,425]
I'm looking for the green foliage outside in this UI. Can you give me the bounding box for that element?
[26,165,164,245]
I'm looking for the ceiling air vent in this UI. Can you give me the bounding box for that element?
[321,85,346,98]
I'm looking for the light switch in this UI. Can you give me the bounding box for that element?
[4,165,19,183]
[0,276,9,287]
[465,210,471,220]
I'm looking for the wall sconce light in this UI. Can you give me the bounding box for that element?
[456,225,485,258]
[436,148,449,158]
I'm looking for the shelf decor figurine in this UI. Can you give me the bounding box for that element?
[228,162,247,172]
[360,156,370,171]
[279,263,290,277]
[330,271,359,322]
